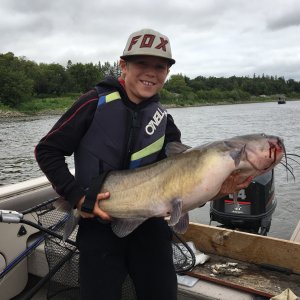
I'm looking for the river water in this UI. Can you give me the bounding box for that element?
[0,101,300,240]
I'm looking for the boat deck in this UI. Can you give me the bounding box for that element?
[178,277,264,300]
[7,230,300,300]
[186,253,300,298]
[15,274,263,300]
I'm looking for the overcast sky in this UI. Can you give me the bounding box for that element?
[1,0,300,80]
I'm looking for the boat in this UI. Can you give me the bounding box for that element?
[278,97,286,104]
[1,176,300,300]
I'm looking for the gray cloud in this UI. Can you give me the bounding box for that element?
[267,3,300,30]
[1,0,300,80]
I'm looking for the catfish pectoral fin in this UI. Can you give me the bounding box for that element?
[111,217,147,238]
[172,213,189,234]
[168,198,183,226]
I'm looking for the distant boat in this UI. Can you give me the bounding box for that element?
[278,97,286,104]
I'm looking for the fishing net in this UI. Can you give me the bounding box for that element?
[34,200,195,299]
[171,230,196,274]
[37,205,80,299]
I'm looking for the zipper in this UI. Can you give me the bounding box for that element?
[123,110,139,169]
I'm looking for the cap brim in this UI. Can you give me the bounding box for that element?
[120,54,175,66]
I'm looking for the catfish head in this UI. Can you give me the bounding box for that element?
[223,133,284,181]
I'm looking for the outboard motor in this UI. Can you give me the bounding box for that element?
[210,170,276,235]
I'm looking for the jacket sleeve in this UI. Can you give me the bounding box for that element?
[35,90,99,206]
[165,113,181,143]
[158,113,181,160]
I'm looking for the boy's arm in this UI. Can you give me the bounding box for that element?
[35,90,99,206]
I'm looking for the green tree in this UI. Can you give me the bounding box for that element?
[0,52,34,107]
[164,74,193,94]
[35,63,68,96]
[99,61,121,78]
[67,62,103,93]
[159,88,177,104]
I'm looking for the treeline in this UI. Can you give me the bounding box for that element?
[162,73,300,106]
[1,52,300,108]
[0,52,121,107]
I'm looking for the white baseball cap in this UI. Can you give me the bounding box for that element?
[120,28,175,65]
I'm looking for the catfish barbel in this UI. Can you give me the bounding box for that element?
[96,133,285,237]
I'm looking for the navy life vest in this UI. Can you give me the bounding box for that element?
[74,84,168,190]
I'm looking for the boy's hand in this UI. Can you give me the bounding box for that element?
[77,192,112,221]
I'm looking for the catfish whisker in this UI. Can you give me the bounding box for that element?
[284,161,294,172]
[280,161,295,181]
[286,153,300,158]
[286,157,300,167]
[282,145,288,177]
[285,154,300,166]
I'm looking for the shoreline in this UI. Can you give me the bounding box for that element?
[1,99,298,118]
[0,109,66,118]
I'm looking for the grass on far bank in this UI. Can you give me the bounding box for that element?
[17,95,80,114]
[0,95,80,117]
[1,93,299,116]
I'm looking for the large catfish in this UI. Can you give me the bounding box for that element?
[97,133,284,237]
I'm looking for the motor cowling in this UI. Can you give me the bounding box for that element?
[210,170,276,235]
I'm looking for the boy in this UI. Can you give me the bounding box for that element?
[36,28,180,300]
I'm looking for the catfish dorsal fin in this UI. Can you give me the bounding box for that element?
[165,142,191,157]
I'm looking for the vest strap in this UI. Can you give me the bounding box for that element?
[81,171,110,214]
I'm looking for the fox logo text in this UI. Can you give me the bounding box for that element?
[128,34,169,52]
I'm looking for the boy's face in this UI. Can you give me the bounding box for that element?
[120,56,170,104]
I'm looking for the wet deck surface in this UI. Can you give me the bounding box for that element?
[188,253,300,298]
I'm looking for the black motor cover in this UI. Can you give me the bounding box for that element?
[210,170,277,235]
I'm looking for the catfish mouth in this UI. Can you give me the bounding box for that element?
[245,137,284,172]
